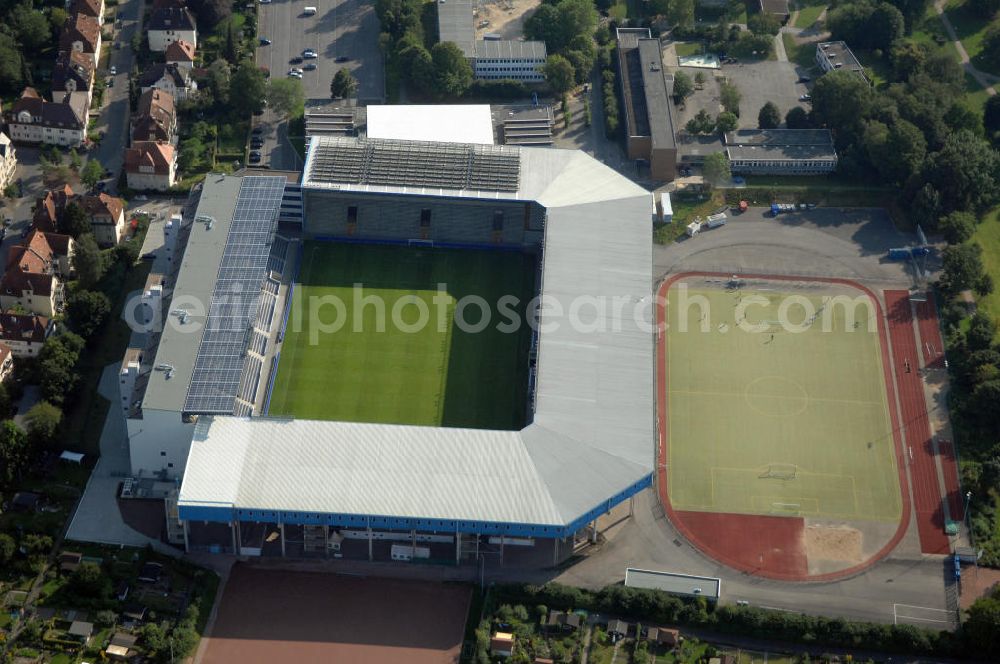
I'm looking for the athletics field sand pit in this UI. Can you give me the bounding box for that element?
[657,273,910,580]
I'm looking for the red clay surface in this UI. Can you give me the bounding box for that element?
[915,293,946,369]
[885,290,950,555]
[200,565,470,664]
[656,273,911,581]
[674,511,808,576]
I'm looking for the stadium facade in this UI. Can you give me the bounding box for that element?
[123,137,655,562]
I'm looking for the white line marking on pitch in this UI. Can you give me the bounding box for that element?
[893,603,951,625]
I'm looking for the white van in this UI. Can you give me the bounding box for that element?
[303,6,317,14]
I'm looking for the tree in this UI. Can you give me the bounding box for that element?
[985,94,1000,138]
[330,68,357,99]
[945,102,983,135]
[0,533,14,564]
[715,111,738,133]
[941,242,986,292]
[666,0,695,30]
[564,35,597,84]
[984,21,1000,71]
[865,119,926,185]
[810,70,873,141]
[12,3,52,51]
[267,78,305,118]
[720,81,741,116]
[891,40,927,81]
[71,562,110,597]
[922,130,1000,214]
[72,234,106,289]
[204,59,232,109]
[785,106,811,129]
[939,211,977,244]
[68,290,112,337]
[0,420,29,487]
[49,7,68,35]
[544,54,576,94]
[69,148,82,172]
[969,0,1000,19]
[59,202,92,238]
[524,4,563,51]
[230,63,268,115]
[671,70,693,102]
[0,33,24,96]
[525,0,597,53]
[431,41,473,97]
[758,102,781,129]
[685,109,716,134]
[870,3,906,50]
[747,13,781,36]
[187,0,232,29]
[963,587,1000,659]
[38,332,85,405]
[702,152,731,186]
[80,159,104,191]
[25,401,62,450]
[694,71,706,86]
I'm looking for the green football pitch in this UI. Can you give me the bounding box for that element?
[664,282,902,522]
[268,242,536,429]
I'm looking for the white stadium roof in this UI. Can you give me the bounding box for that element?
[366,105,495,145]
[179,139,655,535]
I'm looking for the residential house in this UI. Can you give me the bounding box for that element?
[490,632,515,658]
[0,312,53,356]
[132,88,177,144]
[3,88,88,148]
[0,342,12,382]
[646,627,680,647]
[165,39,196,72]
[147,6,198,52]
[0,230,75,317]
[124,141,177,191]
[59,13,102,66]
[59,551,84,572]
[51,50,96,104]
[107,632,138,661]
[32,184,75,233]
[0,132,16,192]
[139,63,196,101]
[70,0,106,25]
[67,621,94,645]
[607,619,629,642]
[79,193,126,245]
[546,610,582,632]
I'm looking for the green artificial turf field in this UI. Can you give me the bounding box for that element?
[268,242,535,429]
[664,281,902,521]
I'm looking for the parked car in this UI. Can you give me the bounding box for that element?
[260,37,272,45]
[303,49,318,58]
[250,138,264,149]
[0,228,7,242]
[109,65,117,75]
[797,76,811,83]
[287,69,303,78]
[289,56,303,64]
[799,94,812,102]
[249,153,262,164]
[303,63,317,71]
[259,0,271,3]
[251,126,264,135]
[334,55,350,63]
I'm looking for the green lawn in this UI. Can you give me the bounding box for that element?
[675,42,705,57]
[972,211,1000,331]
[268,242,535,430]
[664,283,902,521]
[793,0,826,28]
[944,0,998,75]
[782,33,817,70]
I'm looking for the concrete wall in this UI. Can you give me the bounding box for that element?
[626,135,650,161]
[302,190,546,247]
[127,408,195,479]
[650,146,676,181]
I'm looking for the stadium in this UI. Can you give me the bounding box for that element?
[123,136,655,563]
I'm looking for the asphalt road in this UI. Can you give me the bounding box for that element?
[92,0,145,193]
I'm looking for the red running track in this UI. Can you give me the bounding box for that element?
[884,290,950,554]
[915,293,946,369]
[939,441,963,525]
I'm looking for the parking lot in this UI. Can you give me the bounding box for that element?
[671,55,811,133]
[256,0,383,103]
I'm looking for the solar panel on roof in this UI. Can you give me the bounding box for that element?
[183,177,286,414]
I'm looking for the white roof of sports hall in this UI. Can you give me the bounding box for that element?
[179,139,655,533]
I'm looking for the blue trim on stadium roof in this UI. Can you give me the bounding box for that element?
[178,473,651,539]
